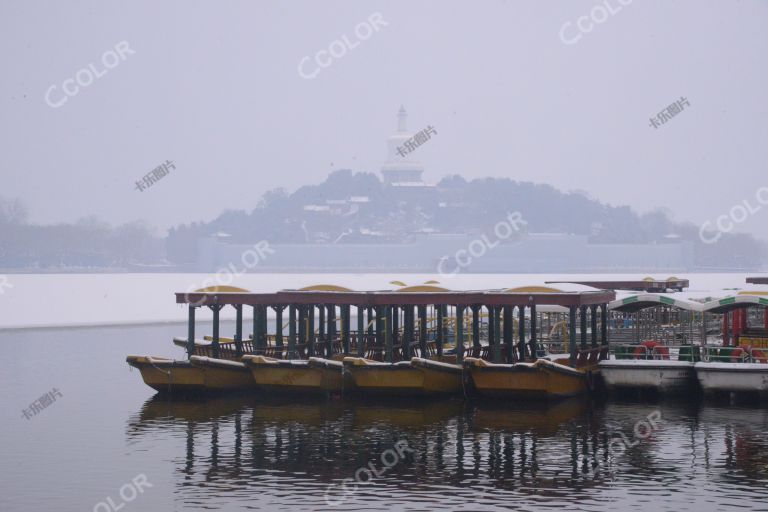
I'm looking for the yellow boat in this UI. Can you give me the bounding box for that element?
[464,357,590,399]
[126,355,255,393]
[342,356,463,396]
[242,355,345,394]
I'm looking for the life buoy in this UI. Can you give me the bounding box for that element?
[633,340,657,359]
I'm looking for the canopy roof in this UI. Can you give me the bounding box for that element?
[546,277,688,292]
[700,294,768,314]
[607,293,702,313]
[177,288,615,308]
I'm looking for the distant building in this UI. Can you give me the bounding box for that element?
[380,106,430,187]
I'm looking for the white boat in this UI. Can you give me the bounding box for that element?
[599,358,696,392]
[695,362,768,395]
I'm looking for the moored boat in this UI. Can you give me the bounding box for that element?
[242,355,345,394]
[465,357,590,398]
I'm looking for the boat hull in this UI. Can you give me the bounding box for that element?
[465,358,588,399]
[126,355,255,393]
[242,356,344,394]
[695,362,768,393]
[599,359,696,393]
[343,357,462,396]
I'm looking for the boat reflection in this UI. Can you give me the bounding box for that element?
[125,395,768,509]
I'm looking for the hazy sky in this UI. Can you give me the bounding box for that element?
[1,0,767,238]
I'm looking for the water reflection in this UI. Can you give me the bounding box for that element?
[126,396,768,510]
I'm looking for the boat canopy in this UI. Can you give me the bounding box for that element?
[607,293,702,313]
[700,294,768,314]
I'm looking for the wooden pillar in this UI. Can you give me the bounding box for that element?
[341,305,350,355]
[600,304,608,347]
[252,305,259,354]
[471,305,481,350]
[590,305,598,348]
[211,304,222,359]
[327,305,336,358]
[492,306,502,363]
[234,304,243,357]
[569,306,577,365]
[288,305,297,359]
[456,305,465,363]
[419,305,428,357]
[384,305,393,363]
[503,305,513,363]
[529,304,538,358]
[357,305,365,357]
[187,305,196,359]
[318,305,326,355]
[580,306,588,351]
[403,305,413,359]
[518,306,527,360]
[297,305,305,356]
[307,305,315,357]
[274,306,284,353]
[436,304,445,357]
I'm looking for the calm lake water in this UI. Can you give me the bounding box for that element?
[2,323,768,511]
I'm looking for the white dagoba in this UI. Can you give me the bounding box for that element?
[380,105,426,186]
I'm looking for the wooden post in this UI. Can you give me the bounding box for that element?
[518,306,527,360]
[288,305,297,359]
[357,305,365,357]
[384,305,393,363]
[600,304,608,347]
[456,305,464,363]
[234,304,243,357]
[327,305,336,358]
[211,304,221,359]
[251,306,263,355]
[590,305,598,348]
[471,305,481,352]
[491,306,500,363]
[187,305,196,359]
[569,306,577,365]
[504,305,513,363]
[580,306,588,351]
[436,304,444,357]
[307,305,315,357]
[419,305,428,357]
[274,306,284,355]
[341,305,350,355]
[318,304,326,356]
[402,305,412,359]
[529,304,537,358]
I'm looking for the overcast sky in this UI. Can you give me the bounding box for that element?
[1,0,766,238]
